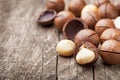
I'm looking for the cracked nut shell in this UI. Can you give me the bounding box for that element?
[95,18,115,36]
[98,3,119,19]
[46,0,65,12]
[37,9,57,26]
[75,42,98,65]
[100,40,120,64]
[100,28,120,43]
[63,18,88,41]
[74,29,99,47]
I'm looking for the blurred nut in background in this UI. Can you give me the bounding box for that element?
[81,4,98,16]
[95,18,115,36]
[37,9,57,26]
[110,0,120,15]
[56,39,75,57]
[94,0,110,7]
[98,3,119,19]
[81,12,101,29]
[46,0,65,12]
[68,0,86,17]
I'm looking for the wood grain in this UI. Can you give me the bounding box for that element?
[0,0,58,79]
[0,0,120,80]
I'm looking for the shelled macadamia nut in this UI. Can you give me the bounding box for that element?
[74,29,99,47]
[56,39,75,56]
[100,28,120,43]
[75,42,98,65]
[68,0,86,17]
[95,18,115,36]
[100,40,120,64]
[46,0,65,12]
[55,11,75,31]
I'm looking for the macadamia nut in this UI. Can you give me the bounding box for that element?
[56,39,75,56]
[76,48,95,65]
[81,4,98,16]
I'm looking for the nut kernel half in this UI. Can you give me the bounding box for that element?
[76,48,95,65]
[56,40,75,56]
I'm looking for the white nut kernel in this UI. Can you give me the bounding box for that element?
[76,48,95,64]
[114,17,120,29]
[56,39,75,56]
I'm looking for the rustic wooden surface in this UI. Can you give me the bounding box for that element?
[0,0,120,80]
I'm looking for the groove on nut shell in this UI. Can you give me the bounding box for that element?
[100,40,120,64]
[74,29,99,47]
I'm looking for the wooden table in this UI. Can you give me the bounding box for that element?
[0,0,120,80]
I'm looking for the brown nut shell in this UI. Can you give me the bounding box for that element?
[68,0,86,17]
[55,11,75,31]
[110,0,120,15]
[81,12,101,30]
[63,18,88,41]
[74,42,98,65]
[100,40,120,64]
[94,0,110,7]
[74,29,99,47]
[100,28,120,43]
[98,3,119,19]
[46,0,65,12]
[37,9,57,26]
[95,18,115,36]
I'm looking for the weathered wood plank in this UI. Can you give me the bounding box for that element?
[94,57,120,80]
[0,0,54,80]
[42,25,59,80]
[57,33,70,80]
[38,1,59,79]
[1,0,120,80]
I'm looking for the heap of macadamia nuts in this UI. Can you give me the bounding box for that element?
[37,0,120,65]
